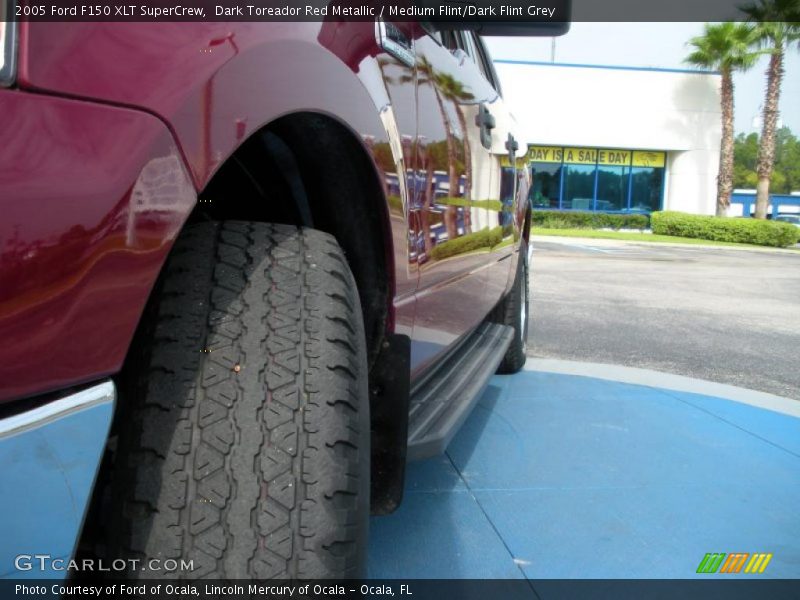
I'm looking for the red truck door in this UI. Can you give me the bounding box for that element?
[409,27,504,376]
[467,33,524,317]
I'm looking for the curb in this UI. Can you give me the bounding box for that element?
[531,234,800,254]
[524,358,800,418]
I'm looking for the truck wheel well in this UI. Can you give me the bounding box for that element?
[112,112,406,516]
[193,112,392,368]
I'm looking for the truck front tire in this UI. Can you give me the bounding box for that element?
[109,221,369,579]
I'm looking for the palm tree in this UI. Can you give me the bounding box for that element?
[384,57,477,238]
[435,72,476,197]
[686,23,761,216]
[419,143,437,255]
[741,0,800,218]
[413,57,461,240]
[435,71,476,233]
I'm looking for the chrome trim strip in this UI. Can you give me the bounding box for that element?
[0,381,116,439]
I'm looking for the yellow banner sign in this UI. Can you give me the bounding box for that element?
[563,147,598,165]
[632,150,666,168]
[527,145,666,168]
[598,150,631,166]
[527,145,563,163]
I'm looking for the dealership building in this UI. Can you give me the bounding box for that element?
[494,60,722,215]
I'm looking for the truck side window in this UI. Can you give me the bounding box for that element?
[421,23,443,44]
[440,30,500,95]
[440,30,464,53]
[472,35,503,96]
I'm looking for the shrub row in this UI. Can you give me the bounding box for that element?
[430,226,504,261]
[387,195,403,214]
[651,211,799,247]
[531,210,650,230]
[436,197,505,212]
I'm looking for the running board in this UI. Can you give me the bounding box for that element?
[407,323,514,461]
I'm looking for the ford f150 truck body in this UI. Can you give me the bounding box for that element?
[0,14,567,579]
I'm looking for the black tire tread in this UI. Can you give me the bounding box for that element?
[109,221,369,579]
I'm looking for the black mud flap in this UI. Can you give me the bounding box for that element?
[369,333,411,516]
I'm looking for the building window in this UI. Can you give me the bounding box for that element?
[530,162,561,209]
[596,165,630,212]
[630,167,664,213]
[562,164,596,211]
[526,145,666,213]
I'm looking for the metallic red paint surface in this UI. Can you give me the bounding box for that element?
[21,21,423,339]
[0,90,195,403]
[5,21,415,405]
[19,22,393,189]
[4,21,526,404]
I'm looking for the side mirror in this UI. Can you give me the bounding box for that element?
[422,0,571,37]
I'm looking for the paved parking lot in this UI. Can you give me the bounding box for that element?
[528,237,800,399]
[369,367,800,579]
[367,238,800,581]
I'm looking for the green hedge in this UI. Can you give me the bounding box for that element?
[387,195,403,214]
[430,226,504,261]
[436,197,504,212]
[651,211,799,247]
[388,196,505,213]
[531,210,650,230]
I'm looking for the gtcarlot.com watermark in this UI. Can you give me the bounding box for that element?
[14,554,193,573]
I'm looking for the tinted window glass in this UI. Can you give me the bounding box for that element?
[562,165,596,211]
[440,30,465,53]
[630,167,664,212]
[596,165,629,211]
[472,35,501,93]
[530,163,562,209]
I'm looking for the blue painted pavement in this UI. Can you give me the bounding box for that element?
[369,371,800,579]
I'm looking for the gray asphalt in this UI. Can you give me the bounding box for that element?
[527,237,800,400]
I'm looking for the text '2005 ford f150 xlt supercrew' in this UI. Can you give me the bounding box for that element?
[0,8,568,580]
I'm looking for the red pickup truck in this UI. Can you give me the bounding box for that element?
[0,15,566,579]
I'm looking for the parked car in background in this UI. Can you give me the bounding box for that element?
[773,214,800,228]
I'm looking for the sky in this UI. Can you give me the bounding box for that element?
[486,23,800,135]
